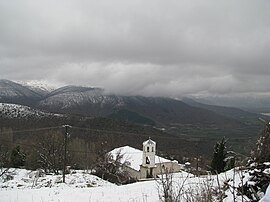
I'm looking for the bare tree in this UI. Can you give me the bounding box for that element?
[157,167,189,202]
[157,168,226,202]
[35,132,65,174]
[158,170,176,202]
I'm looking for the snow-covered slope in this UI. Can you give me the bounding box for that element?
[0,79,40,97]
[19,80,56,96]
[1,167,268,202]
[38,86,124,113]
[0,169,114,189]
[261,184,270,202]
[0,79,42,106]
[0,103,62,119]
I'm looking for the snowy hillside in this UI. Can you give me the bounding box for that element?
[0,169,114,189]
[0,79,41,98]
[1,168,269,202]
[39,86,124,110]
[0,103,62,119]
[19,80,56,96]
[0,79,43,106]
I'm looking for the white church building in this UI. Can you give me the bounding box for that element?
[109,138,182,180]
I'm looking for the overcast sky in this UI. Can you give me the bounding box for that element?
[0,0,270,97]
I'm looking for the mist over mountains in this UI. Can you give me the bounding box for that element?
[1,79,269,156]
[1,0,269,179]
[189,95,270,113]
[0,79,267,129]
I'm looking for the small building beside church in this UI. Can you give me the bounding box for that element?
[110,138,182,180]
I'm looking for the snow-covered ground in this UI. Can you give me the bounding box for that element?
[1,169,158,202]
[0,168,269,202]
[261,185,270,202]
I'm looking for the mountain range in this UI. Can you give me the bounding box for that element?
[0,80,249,125]
[0,79,268,156]
[0,79,267,136]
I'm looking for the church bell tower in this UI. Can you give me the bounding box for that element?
[142,138,156,168]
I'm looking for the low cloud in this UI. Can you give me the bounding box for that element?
[0,0,270,97]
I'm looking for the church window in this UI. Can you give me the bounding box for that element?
[152,147,154,152]
[147,146,149,152]
[146,157,150,164]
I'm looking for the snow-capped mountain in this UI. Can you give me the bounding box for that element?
[38,85,125,115]
[0,79,42,106]
[0,79,41,97]
[0,80,262,130]
[37,86,245,128]
[19,80,56,96]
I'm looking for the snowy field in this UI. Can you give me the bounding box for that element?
[0,168,269,202]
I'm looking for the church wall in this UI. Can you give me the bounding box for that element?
[124,162,182,180]
[140,166,157,179]
[123,166,141,180]
[155,162,182,175]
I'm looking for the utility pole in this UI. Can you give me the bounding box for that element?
[62,125,72,183]
[86,142,89,173]
[195,142,200,177]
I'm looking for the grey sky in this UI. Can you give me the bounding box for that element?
[0,0,270,97]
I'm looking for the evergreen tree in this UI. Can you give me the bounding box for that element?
[251,121,270,163]
[10,146,26,168]
[210,137,227,174]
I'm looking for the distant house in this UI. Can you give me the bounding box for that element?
[109,138,182,180]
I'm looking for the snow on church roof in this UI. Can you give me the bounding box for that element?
[109,146,173,171]
[143,138,156,145]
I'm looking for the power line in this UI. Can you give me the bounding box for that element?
[0,138,189,156]
[0,124,255,147]
[71,126,185,141]
[0,125,174,140]
[0,126,63,135]
[0,136,249,159]
[62,125,72,183]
